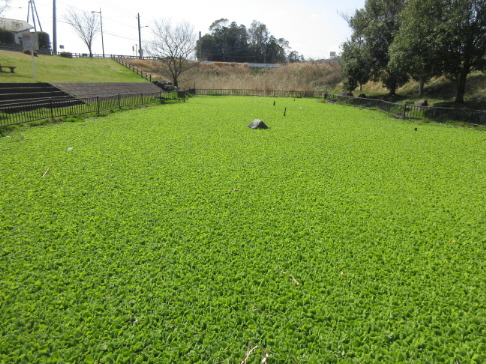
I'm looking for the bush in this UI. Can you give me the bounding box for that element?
[35,31,50,50]
[0,29,15,44]
[59,52,73,58]
[23,50,38,56]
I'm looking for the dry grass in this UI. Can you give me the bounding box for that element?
[358,72,486,109]
[124,59,342,91]
[124,58,486,108]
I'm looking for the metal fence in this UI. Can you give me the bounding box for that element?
[0,91,185,127]
[115,58,155,82]
[325,94,486,126]
[194,89,326,98]
[3,89,484,128]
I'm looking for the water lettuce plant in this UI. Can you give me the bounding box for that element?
[1,97,485,363]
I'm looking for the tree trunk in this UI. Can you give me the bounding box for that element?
[454,69,468,104]
[418,78,425,97]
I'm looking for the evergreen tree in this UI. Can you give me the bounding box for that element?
[198,19,291,63]
[342,0,409,95]
[433,0,486,103]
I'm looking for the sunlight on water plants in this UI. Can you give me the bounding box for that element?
[1,96,485,363]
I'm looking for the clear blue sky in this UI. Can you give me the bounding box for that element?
[4,0,366,59]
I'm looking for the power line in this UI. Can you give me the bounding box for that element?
[103,31,138,42]
[97,0,135,19]
[57,19,138,42]
[103,16,137,30]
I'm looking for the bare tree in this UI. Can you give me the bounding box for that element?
[64,8,100,58]
[0,0,11,16]
[148,19,196,88]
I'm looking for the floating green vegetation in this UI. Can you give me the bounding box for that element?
[1,96,486,363]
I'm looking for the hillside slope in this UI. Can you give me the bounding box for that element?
[125,58,486,109]
[0,51,149,83]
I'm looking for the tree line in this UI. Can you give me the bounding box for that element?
[341,0,486,103]
[196,19,303,64]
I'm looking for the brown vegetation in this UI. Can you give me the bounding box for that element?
[123,59,342,91]
[123,58,486,109]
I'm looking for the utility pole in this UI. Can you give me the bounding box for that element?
[137,13,143,59]
[27,0,43,32]
[92,8,105,57]
[53,0,57,54]
[198,31,201,61]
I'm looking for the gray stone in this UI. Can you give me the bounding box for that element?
[416,99,428,107]
[247,119,269,129]
[152,80,180,92]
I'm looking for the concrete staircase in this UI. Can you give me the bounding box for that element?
[0,83,84,112]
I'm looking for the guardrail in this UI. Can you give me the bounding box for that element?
[325,93,486,126]
[0,91,186,127]
[58,53,157,60]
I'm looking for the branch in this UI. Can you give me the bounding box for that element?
[240,345,258,364]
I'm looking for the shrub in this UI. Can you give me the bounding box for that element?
[35,31,50,50]
[59,52,73,58]
[23,50,38,56]
[0,29,15,44]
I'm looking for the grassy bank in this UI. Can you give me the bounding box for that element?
[0,50,149,83]
[344,72,486,109]
[1,97,485,363]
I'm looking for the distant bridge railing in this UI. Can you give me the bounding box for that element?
[0,91,186,127]
[325,93,486,126]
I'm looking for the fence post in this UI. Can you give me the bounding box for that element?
[50,98,54,120]
[118,94,121,109]
[403,103,407,119]
[97,96,100,115]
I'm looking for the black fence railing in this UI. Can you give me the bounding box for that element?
[194,89,326,98]
[65,54,158,60]
[325,93,486,126]
[115,58,156,82]
[3,89,484,128]
[0,91,186,127]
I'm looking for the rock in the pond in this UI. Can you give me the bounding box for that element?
[247,119,269,129]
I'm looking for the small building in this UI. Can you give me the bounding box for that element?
[0,17,34,46]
